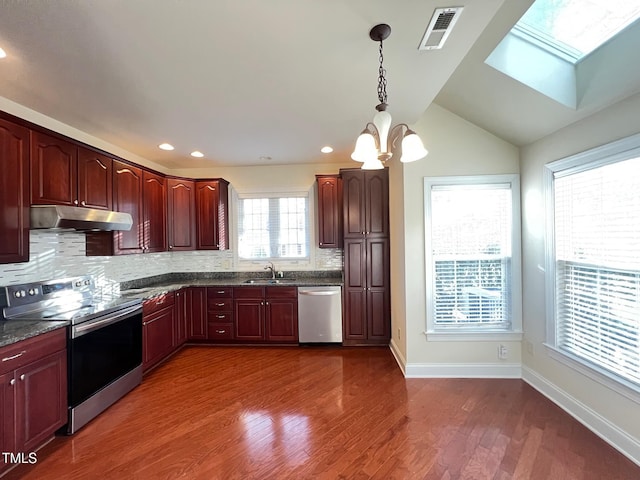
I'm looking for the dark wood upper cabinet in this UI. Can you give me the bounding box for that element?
[167,178,196,251]
[31,131,114,210]
[341,169,388,238]
[30,131,77,206]
[316,175,342,248]
[142,170,167,253]
[0,118,30,264]
[77,147,113,210]
[195,179,229,250]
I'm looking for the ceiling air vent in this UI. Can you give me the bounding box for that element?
[419,7,464,50]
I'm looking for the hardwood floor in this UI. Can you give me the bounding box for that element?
[5,346,640,479]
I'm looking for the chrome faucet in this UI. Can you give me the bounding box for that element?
[264,261,276,279]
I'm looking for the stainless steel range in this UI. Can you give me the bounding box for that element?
[1,276,143,434]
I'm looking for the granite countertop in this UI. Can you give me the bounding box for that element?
[0,320,68,348]
[120,275,343,301]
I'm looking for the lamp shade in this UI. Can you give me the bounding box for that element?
[351,131,377,162]
[361,158,384,170]
[400,130,428,163]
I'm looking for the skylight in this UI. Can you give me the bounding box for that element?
[514,0,640,62]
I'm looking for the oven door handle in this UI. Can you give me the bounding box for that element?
[72,304,142,339]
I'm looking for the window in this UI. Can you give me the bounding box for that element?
[424,175,522,338]
[237,193,310,260]
[545,135,640,391]
[515,0,640,62]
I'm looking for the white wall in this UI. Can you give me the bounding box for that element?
[389,103,520,375]
[520,91,640,462]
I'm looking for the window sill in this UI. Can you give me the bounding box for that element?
[425,330,523,342]
[544,344,640,405]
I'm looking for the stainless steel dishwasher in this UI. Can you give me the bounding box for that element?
[297,286,343,343]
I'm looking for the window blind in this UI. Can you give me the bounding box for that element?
[553,156,640,385]
[430,183,513,328]
[237,194,309,260]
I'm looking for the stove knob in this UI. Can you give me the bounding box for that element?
[75,281,83,287]
[28,289,36,296]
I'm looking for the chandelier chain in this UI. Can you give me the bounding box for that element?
[377,40,387,105]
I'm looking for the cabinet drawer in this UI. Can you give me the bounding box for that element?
[0,328,66,375]
[208,298,233,311]
[208,323,234,340]
[207,287,232,299]
[208,312,233,323]
[233,286,264,299]
[142,292,175,315]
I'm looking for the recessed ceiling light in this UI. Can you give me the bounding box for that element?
[158,143,174,151]
[0,47,6,59]
[321,146,334,153]
[259,155,272,161]
[190,151,204,158]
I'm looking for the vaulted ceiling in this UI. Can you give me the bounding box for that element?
[0,1,638,170]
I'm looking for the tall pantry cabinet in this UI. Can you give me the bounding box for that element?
[340,168,390,345]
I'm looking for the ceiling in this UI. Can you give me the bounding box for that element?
[1,1,638,170]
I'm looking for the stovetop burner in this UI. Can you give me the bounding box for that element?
[1,276,141,325]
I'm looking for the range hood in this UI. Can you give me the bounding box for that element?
[30,205,133,231]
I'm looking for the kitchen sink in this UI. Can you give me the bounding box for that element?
[242,278,295,284]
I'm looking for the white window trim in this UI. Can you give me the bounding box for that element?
[424,174,523,341]
[544,132,640,398]
[231,186,315,270]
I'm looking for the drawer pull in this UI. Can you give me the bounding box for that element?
[216,315,226,319]
[217,290,226,294]
[20,374,25,381]
[215,329,226,334]
[9,378,15,386]
[215,302,225,307]
[2,351,25,362]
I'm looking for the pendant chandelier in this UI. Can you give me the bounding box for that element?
[351,23,428,170]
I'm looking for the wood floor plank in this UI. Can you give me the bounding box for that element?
[4,346,640,480]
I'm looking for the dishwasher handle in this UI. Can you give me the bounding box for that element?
[298,289,340,296]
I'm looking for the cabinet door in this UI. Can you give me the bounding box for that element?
[234,299,264,341]
[30,131,78,206]
[142,170,167,253]
[188,287,207,340]
[342,170,366,238]
[15,350,67,452]
[316,175,342,248]
[343,239,367,340]
[113,161,144,254]
[364,170,389,237]
[174,289,187,347]
[196,180,229,250]
[77,147,112,210]
[265,298,298,342]
[0,118,29,264]
[0,371,15,456]
[143,306,175,372]
[167,179,196,251]
[366,238,390,341]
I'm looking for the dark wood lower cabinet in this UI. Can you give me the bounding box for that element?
[0,329,67,475]
[187,287,207,340]
[142,292,176,373]
[234,287,298,343]
[174,289,188,347]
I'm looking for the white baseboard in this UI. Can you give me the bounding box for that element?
[389,339,407,376]
[404,361,521,378]
[522,366,640,467]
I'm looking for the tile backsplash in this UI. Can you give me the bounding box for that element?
[0,231,343,286]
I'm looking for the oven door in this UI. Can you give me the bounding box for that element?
[68,304,143,409]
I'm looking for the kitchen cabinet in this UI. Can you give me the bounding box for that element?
[31,131,113,210]
[143,170,167,253]
[341,168,390,345]
[234,287,298,343]
[195,179,229,250]
[0,329,67,473]
[0,118,30,264]
[207,287,234,342]
[174,289,188,347]
[142,292,175,373]
[86,163,168,255]
[167,178,196,251]
[187,287,207,340]
[316,175,342,248]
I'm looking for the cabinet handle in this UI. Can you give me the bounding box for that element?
[20,374,25,381]
[74,199,79,205]
[215,302,225,307]
[81,201,86,206]
[169,245,173,250]
[261,301,264,305]
[9,378,15,386]
[215,329,226,334]
[217,291,226,294]
[2,351,25,362]
[216,315,226,319]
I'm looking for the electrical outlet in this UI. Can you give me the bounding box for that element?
[397,328,401,340]
[498,344,508,360]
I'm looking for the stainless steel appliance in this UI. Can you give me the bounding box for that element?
[1,276,143,434]
[297,286,343,343]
